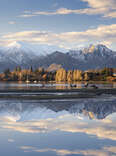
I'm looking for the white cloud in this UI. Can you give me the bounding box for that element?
[8,139,15,143]
[19,0,116,18]
[1,114,116,141]
[1,24,116,50]
[20,146,36,150]
[105,11,116,18]
[20,146,116,156]
[8,21,16,25]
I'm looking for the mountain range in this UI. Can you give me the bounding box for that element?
[0,41,116,72]
[0,96,116,120]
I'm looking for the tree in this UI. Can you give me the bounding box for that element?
[30,66,33,72]
[17,66,21,72]
[101,68,113,77]
[55,68,67,82]
[4,68,11,79]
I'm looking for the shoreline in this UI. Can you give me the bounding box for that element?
[0,88,116,100]
[0,93,97,100]
[0,87,116,92]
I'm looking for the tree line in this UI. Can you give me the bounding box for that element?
[0,66,115,82]
[1,66,56,81]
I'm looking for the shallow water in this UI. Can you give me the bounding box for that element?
[0,95,116,156]
[0,81,115,90]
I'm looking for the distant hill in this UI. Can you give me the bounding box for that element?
[47,64,62,72]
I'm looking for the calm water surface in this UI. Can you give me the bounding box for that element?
[0,81,116,89]
[0,95,116,156]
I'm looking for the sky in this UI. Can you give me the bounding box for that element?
[0,0,116,50]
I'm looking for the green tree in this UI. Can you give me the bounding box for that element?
[4,68,11,79]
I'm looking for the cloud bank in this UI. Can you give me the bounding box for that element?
[1,24,116,49]
[1,114,116,141]
[20,145,116,156]
[20,0,116,18]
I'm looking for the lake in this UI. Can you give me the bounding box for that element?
[0,81,116,90]
[0,94,116,156]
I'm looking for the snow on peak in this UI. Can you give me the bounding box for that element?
[1,41,67,56]
[68,44,115,61]
[82,44,112,54]
[7,41,21,49]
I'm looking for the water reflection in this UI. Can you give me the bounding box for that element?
[0,96,116,120]
[0,81,115,90]
[19,145,116,156]
[0,97,116,156]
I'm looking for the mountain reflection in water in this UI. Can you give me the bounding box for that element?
[0,96,116,120]
[0,95,116,156]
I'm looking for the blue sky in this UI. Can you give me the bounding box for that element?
[0,0,116,50]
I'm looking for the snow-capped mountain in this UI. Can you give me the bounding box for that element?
[68,44,116,61]
[65,44,116,70]
[1,41,39,64]
[0,42,39,70]
[2,41,66,55]
[0,41,66,71]
[0,42,116,72]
